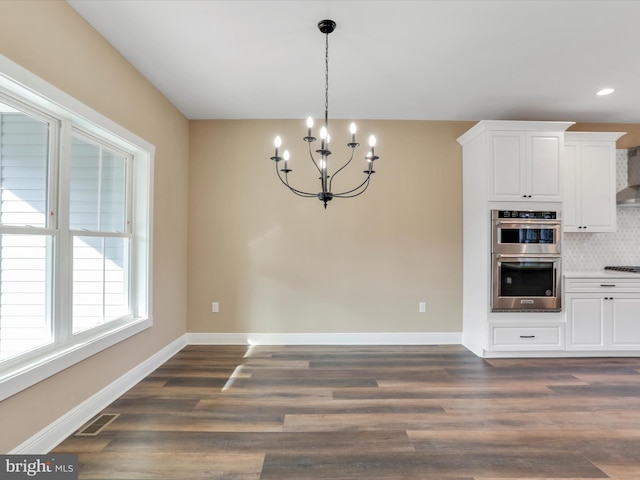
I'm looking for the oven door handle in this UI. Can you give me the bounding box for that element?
[494,254,561,261]
[494,221,561,228]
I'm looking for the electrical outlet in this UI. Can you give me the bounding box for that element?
[212,302,219,313]
[419,302,426,313]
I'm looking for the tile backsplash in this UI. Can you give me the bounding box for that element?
[563,149,640,271]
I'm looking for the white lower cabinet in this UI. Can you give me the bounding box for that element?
[566,296,605,349]
[565,276,640,351]
[611,297,640,349]
[485,276,640,356]
[490,323,564,351]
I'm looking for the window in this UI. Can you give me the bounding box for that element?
[0,55,153,401]
[70,133,130,334]
[0,100,56,361]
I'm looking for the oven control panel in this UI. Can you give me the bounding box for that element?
[494,210,558,219]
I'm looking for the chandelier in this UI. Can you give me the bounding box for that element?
[270,19,379,209]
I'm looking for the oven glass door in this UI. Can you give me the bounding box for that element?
[493,223,560,254]
[498,224,557,244]
[492,255,561,311]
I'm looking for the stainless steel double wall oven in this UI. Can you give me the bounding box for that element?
[491,210,562,312]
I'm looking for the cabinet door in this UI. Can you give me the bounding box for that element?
[566,295,606,350]
[488,132,524,201]
[562,142,580,230]
[528,133,562,201]
[610,297,640,349]
[579,143,616,232]
[563,140,616,233]
[488,132,562,201]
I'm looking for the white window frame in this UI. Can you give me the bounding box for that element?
[67,128,134,334]
[0,54,153,402]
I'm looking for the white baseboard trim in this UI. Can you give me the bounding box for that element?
[13,331,461,453]
[187,332,462,345]
[11,335,188,454]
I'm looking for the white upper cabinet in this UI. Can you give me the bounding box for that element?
[563,132,624,233]
[488,131,565,201]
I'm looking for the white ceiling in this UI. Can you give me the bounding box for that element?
[67,0,640,123]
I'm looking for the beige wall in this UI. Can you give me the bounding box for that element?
[188,119,473,334]
[0,1,189,452]
[186,120,640,337]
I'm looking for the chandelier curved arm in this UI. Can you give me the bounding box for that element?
[328,147,356,192]
[275,161,317,198]
[333,177,372,199]
[333,170,374,197]
[307,142,324,176]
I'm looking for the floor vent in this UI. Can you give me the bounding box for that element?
[75,413,120,437]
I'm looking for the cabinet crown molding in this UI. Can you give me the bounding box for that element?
[457,120,575,146]
[565,131,626,142]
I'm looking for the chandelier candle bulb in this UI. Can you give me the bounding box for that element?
[283,150,290,170]
[274,136,282,158]
[350,123,357,144]
[306,117,313,137]
[320,126,327,150]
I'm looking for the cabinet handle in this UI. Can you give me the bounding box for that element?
[520,335,535,339]
[600,284,616,287]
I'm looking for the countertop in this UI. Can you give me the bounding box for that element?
[564,270,640,278]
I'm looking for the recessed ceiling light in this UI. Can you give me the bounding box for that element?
[597,88,615,96]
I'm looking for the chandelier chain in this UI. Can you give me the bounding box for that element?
[324,31,329,125]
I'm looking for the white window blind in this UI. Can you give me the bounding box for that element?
[0,111,49,228]
[0,107,53,360]
[70,134,130,334]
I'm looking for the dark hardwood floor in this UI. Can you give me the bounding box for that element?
[52,344,640,479]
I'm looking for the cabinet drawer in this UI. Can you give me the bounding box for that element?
[565,277,640,293]
[491,325,564,350]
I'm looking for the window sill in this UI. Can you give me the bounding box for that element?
[0,317,152,402]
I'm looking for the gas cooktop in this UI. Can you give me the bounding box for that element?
[605,266,640,274]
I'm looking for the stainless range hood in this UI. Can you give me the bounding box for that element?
[617,147,640,206]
